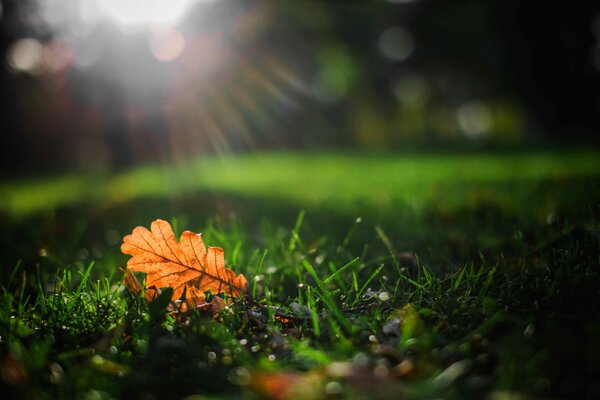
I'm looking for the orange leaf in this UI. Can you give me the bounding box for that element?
[121,219,248,306]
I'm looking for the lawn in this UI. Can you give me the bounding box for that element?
[1,151,600,399]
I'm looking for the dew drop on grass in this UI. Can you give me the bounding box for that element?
[109,346,118,355]
[266,266,278,274]
[268,354,276,361]
[251,345,260,352]
[207,352,217,361]
[239,339,248,346]
[378,292,390,301]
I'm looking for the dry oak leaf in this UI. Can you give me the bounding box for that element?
[121,219,248,306]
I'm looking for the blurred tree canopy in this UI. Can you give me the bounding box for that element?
[0,0,599,175]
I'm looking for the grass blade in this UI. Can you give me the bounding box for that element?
[324,257,359,285]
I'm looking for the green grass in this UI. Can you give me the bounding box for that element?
[1,151,600,399]
[2,151,599,216]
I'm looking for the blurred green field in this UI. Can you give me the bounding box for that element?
[2,151,600,217]
[2,151,600,271]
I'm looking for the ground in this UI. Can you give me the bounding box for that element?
[1,151,600,399]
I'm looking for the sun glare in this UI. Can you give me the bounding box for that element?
[90,0,203,28]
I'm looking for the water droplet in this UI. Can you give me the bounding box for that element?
[266,266,278,274]
[378,292,391,301]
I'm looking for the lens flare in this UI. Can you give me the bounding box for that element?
[151,30,186,62]
[92,0,205,28]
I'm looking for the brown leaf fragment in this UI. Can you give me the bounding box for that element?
[121,268,157,302]
[121,219,248,305]
[209,295,226,313]
[121,268,142,295]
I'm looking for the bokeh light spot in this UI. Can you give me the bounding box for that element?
[378,26,414,62]
[392,73,430,106]
[43,41,75,74]
[457,100,493,137]
[7,38,45,74]
[92,0,203,28]
[151,30,186,62]
[311,45,356,104]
